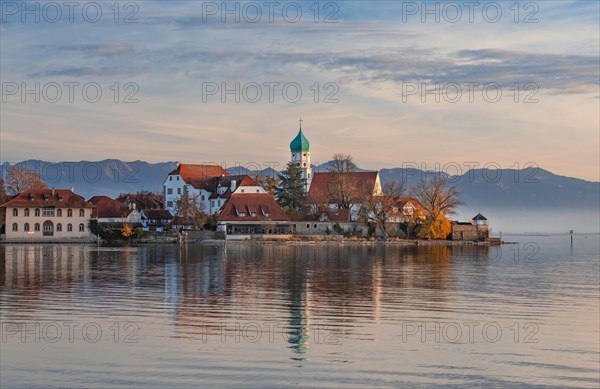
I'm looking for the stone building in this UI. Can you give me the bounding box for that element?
[451,213,489,241]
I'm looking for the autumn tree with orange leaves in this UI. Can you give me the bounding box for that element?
[412,176,463,239]
[4,165,48,197]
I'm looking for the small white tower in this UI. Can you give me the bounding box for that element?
[289,118,312,192]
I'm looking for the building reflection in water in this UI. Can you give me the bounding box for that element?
[1,242,490,361]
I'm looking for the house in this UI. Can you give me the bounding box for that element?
[116,193,163,210]
[217,193,291,236]
[163,163,266,216]
[306,171,383,221]
[88,195,141,224]
[0,189,95,241]
[386,197,426,223]
[140,209,173,231]
[452,213,490,241]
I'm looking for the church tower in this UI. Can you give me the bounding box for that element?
[290,119,312,192]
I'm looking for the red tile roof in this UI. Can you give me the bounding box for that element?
[1,189,94,209]
[218,193,290,222]
[307,171,380,204]
[88,195,130,218]
[141,209,173,220]
[170,164,229,189]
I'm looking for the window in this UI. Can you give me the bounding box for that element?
[67,223,73,232]
[218,200,221,206]
[43,208,55,217]
[34,223,40,231]
[307,173,310,178]
[201,195,205,201]
[43,221,54,236]
[167,188,173,195]
[241,189,245,193]
[211,200,215,207]
[314,224,317,228]
[256,189,259,193]
[250,212,257,217]
[177,188,181,194]
[24,223,30,231]
[306,224,310,228]
[167,201,173,207]
[24,208,30,217]
[12,223,18,231]
[56,223,62,232]
[177,176,179,181]
[35,208,40,217]
[79,209,85,217]
[79,223,85,232]
[12,208,18,217]
[303,163,306,167]
[169,176,172,181]
[67,209,73,217]
[57,209,62,217]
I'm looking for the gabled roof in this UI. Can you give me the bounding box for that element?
[116,193,163,209]
[388,197,424,216]
[307,171,380,204]
[472,213,487,221]
[141,209,173,220]
[206,175,259,196]
[169,164,230,189]
[88,195,130,218]
[1,189,94,209]
[218,193,290,222]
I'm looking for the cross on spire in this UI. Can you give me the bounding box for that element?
[298,117,303,129]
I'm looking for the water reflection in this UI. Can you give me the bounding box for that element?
[2,240,597,388]
[0,243,475,356]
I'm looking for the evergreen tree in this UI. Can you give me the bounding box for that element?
[276,162,307,212]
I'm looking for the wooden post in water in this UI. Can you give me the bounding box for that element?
[570,230,574,245]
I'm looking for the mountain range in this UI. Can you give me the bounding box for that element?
[2,159,599,233]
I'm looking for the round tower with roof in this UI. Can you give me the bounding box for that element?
[290,119,312,192]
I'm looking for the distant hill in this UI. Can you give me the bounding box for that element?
[2,159,599,232]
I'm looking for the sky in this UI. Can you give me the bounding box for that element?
[1,0,599,181]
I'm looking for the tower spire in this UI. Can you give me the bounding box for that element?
[298,117,303,130]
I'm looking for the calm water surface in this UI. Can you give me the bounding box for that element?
[1,236,599,388]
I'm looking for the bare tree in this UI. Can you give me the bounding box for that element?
[175,189,207,229]
[0,178,9,204]
[4,165,48,196]
[360,180,405,238]
[327,153,358,209]
[412,176,463,221]
[329,153,357,173]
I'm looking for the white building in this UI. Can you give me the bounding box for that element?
[163,163,266,216]
[289,123,312,192]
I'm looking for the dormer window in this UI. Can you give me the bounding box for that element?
[250,212,257,217]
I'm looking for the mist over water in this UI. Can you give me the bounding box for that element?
[455,208,600,234]
[1,237,598,388]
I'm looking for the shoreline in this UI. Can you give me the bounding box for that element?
[0,237,506,246]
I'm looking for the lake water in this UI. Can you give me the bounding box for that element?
[1,236,599,388]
